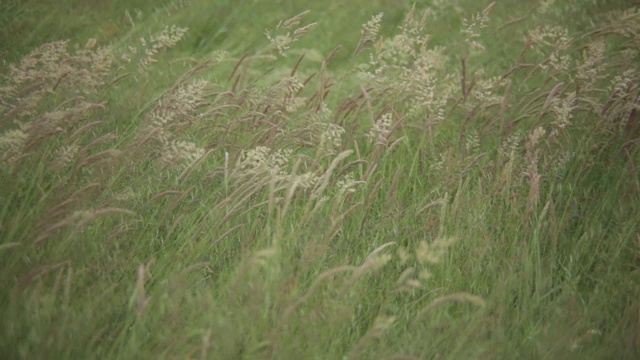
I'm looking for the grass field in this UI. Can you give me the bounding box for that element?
[1,0,639,358]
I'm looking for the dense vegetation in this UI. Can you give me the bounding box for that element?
[1,0,639,358]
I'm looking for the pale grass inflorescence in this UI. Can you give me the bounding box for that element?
[140,79,209,168]
[461,2,495,51]
[527,25,572,73]
[265,10,317,57]
[0,40,114,168]
[356,7,454,123]
[0,129,28,166]
[121,25,189,75]
[318,122,345,157]
[355,12,383,55]
[367,112,393,146]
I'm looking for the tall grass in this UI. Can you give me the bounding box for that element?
[1,0,639,359]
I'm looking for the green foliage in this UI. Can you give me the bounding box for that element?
[1,0,639,359]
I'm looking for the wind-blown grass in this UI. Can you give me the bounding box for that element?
[1,0,639,359]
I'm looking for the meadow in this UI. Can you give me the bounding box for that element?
[1,0,639,358]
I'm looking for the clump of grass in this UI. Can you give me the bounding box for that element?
[1,0,639,359]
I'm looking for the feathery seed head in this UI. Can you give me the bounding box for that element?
[367,112,393,146]
[0,129,28,167]
[318,123,345,156]
[160,139,205,168]
[266,11,316,57]
[355,13,384,55]
[336,173,366,194]
[461,2,495,51]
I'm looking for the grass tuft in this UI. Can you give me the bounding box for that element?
[1,0,639,359]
